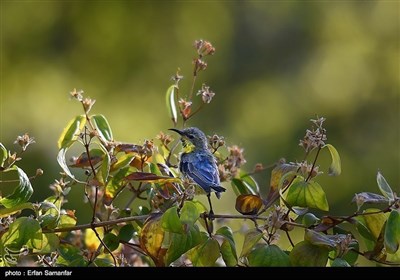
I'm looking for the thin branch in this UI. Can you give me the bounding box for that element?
[42,215,149,233]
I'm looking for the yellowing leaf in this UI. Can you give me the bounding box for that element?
[125,172,181,184]
[363,208,387,240]
[324,144,341,176]
[186,238,220,267]
[139,215,167,266]
[235,194,263,215]
[85,228,104,252]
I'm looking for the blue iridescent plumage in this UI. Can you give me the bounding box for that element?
[169,127,226,214]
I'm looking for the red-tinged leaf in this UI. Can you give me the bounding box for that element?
[115,143,142,154]
[125,172,181,184]
[235,194,263,215]
[69,150,103,168]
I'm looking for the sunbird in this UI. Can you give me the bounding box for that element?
[169,127,226,214]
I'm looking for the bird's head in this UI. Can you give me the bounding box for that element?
[169,127,208,150]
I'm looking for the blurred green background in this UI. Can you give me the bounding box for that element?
[1,1,399,222]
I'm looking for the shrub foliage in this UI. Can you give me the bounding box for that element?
[0,40,399,267]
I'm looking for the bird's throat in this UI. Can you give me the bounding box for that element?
[181,139,195,153]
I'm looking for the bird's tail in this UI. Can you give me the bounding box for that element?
[212,185,226,199]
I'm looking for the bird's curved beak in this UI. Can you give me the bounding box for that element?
[168,128,183,135]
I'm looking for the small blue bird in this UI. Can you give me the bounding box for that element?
[169,127,226,214]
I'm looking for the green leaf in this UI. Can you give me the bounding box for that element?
[118,224,135,242]
[166,85,178,125]
[248,245,290,267]
[0,142,7,168]
[180,201,200,227]
[323,144,341,176]
[57,244,87,266]
[92,114,113,142]
[100,147,110,185]
[216,226,237,267]
[363,208,387,240]
[165,225,204,266]
[240,229,263,257]
[289,241,329,267]
[0,166,33,208]
[161,206,183,233]
[57,115,86,149]
[57,148,85,184]
[302,213,320,227]
[34,233,60,254]
[0,202,34,218]
[240,170,259,194]
[38,200,60,229]
[186,238,220,267]
[231,178,256,196]
[103,233,119,252]
[331,258,351,267]
[376,171,394,202]
[384,210,400,254]
[355,216,376,242]
[304,229,336,249]
[286,178,329,211]
[1,217,42,254]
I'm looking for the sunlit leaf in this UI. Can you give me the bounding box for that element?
[92,114,113,142]
[186,238,220,267]
[355,216,376,242]
[57,115,86,149]
[103,233,119,252]
[269,163,297,194]
[139,214,166,267]
[166,85,178,125]
[248,245,290,267]
[104,167,130,205]
[100,147,110,185]
[38,199,60,229]
[85,227,104,252]
[0,217,42,254]
[57,148,85,183]
[216,226,237,267]
[34,233,59,254]
[363,208,387,240]
[352,192,389,211]
[376,171,394,202]
[0,166,33,208]
[286,178,329,211]
[57,213,77,238]
[0,202,34,218]
[384,210,400,254]
[125,172,181,184]
[235,194,263,215]
[323,144,341,176]
[0,142,7,168]
[240,229,263,257]
[180,201,200,227]
[161,206,183,233]
[165,225,205,266]
[289,240,329,267]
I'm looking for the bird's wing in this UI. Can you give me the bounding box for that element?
[180,153,220,191]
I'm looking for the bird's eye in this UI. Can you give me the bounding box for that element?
[187,134,194,139]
